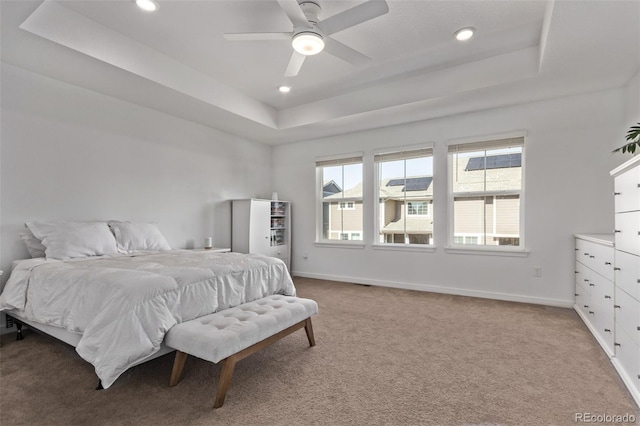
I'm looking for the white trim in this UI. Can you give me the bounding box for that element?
[446,130,527,148]
[373,142,434,157]
[444,247,530,257]
[313,241,366,249]
[315,151,364,165]
[371,243,436,253]
[291,272,570,308]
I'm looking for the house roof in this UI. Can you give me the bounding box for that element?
[381,217,433,234]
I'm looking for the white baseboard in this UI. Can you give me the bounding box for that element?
[291,271,574,308]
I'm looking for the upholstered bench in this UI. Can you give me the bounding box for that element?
[165,295,318,408]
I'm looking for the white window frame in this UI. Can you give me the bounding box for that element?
[406,201,429,216]
[315,153,365,247]
[373,144,435,249]
[446,135,526,254]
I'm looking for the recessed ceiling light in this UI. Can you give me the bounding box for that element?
[136,0,159,12]
[278,85,291,93]
[454,27,475,41]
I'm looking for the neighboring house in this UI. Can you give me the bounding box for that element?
[322,152,521,245]
[452,152,522,246]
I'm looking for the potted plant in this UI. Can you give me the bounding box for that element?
[613,122,640,154]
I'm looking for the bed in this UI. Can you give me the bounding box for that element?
[0,221,296,389]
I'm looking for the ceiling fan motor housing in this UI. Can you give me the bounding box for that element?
[298,1,321,24]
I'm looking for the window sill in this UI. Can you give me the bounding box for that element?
[372,244,436,253]
[314,241,366,249]
[444,247,529,257]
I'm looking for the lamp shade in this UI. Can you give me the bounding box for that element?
[292,32,325,56]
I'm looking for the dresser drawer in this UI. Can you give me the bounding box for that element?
[614,326,640,395]
[615,287,640,346]
[614,165,640,213]
[615,250,640,301]
[615,211,640,256]
[576,239,615,281]
[575,281,591,317]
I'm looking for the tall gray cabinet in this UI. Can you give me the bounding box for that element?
[232,199,291,270]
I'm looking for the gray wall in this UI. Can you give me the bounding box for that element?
[273,84,634,307]
[0,63,273,288]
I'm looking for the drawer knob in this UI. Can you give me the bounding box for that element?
[575,293,579,297]
[604,329,611,333]
[614,305,621,309]
[614,192,621,196]
[605,262,611,265]
[614,267,621,271]
[588,311,594,315]
[584,305,589,308]
[584,279,589,282]
[584,252,590,256]
[589,255,595,259]
[615,343,621,347]
[574,271,579,274]
[614,230,621,233]
[589,283,595,287]
[604,295,611,299]
[575,248,579,251]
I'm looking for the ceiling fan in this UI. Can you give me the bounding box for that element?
[223,0,389,77]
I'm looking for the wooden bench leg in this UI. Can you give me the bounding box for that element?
[169,351,189,387]
[214,355,238,408]
[304,318,316,347]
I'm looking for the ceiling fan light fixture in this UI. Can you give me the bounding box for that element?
[454,27,475,41]
[292,32,325,56]
[135,0,159,12]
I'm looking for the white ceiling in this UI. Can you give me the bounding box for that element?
[1,0,639,145]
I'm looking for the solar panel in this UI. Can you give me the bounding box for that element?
[404,177,432,191]
[465,153,521,171]
[387,178,405,186]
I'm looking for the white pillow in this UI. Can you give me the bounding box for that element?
[108,221,171,253]
[19,229,46,258]
[26,221,118,260]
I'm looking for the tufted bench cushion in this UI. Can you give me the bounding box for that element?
[165,295,318,408]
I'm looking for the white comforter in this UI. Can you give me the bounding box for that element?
[0,250,296,388]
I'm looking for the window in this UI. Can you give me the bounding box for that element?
[375,147,434,246]
[338,201,355,210]
[316,155,363,242]
[448,137,524,248]
[407,201,429,216]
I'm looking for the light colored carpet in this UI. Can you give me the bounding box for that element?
[1,277,638,426]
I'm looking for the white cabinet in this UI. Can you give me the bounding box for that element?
[610,156,640,407]
[574,234,616,356]
[232,199,291,270]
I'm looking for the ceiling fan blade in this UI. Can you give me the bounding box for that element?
[224,32,291,41]
[277,0,309,28]
[284,51,306,77]
[318,0,389,36]
[323,37,371,66]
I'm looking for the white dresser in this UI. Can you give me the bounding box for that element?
[610,156,640,406]
[574,234,615,356]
